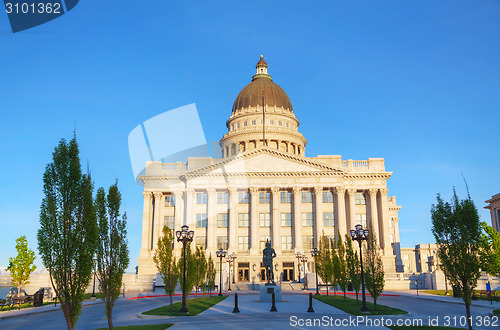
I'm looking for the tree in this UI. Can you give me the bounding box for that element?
[330,241,340,295]
[95,182,130,330]
[345,234,361,304]
[153,225,179,311]
[38,136,98,330]
[178,243,196,306]
[480,222,500,277]
[364,232,384,310]
[206,254,216,297]
[431,190,483,330]
[8,236,36,297]
[192,246,207,300]
[336,233,349,301]
[316,233,332,295]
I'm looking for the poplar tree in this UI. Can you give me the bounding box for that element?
[38,136,98,330]
[206,254,216,297]
[316,233,332,295]
[178,243,196,305]
[480,222,500,277]
[330,242,340,295]
[336,233,349,301]
[192,246,207,300]
[8,236,36,297]
[345,234,361,304]
[364,232,384,310]
[153,225,179,311]
[95,182,129,330]
[431,190,483,330]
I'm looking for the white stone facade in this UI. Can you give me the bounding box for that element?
[485,193,500,233]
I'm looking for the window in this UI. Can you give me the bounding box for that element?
[281,236,292,250]
[164,216,175,230]
[301,191,313,203]
[252,120,256,125]
[244,121,247,127]
[165,194,175,207]
[238,192,249,204]
[281,213,292,227]
[238,236,249,250]
[304,236,314,250]
[259,192,270,204]
[404,255,409,260]
[390,234,394,244]
[389,219,393,228]
[217,213,228,228]
[259,213,271,227]
[238,213,249,227]
[279,121,282,126]
[302,212,313,227]
[355,193,366,205]
[286,122,289,128]
[270,119,274,125]
[217,236,228,250]
[355,214,367,228]
[217,192,228,204]
[237,123,240,128]
[280,191,291,203]
[195,236,206,249]
[322,191,334,203]
[197,192,207,204]
[196,213,207,228]
[323,212,334,227]
[260,236,271,250]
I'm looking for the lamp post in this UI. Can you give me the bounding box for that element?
[176,225,194,313]
[350,224,369,313]
[311,248,319,295]
[295,251,302,283]
[216,248,226,296]
[230,252,237,283]
[91,257,97,298]
[226,254,233,291]
[301,255,308,290]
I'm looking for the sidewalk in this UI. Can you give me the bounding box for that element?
[385,290,500,308]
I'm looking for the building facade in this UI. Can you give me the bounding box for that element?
[138,56,403,280]
[485,193,500,233]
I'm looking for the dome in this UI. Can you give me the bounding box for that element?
[232,78,294,113]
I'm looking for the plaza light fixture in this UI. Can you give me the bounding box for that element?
[230,252,237,283]
[216,248,226,296]
[311,248,319,295]
[295,251,303,282]
[350,224,369,312]
[301,255,308,290]
[176,225,194,313]
[225,253,234,291]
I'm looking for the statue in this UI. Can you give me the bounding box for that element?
[262,240,277,285]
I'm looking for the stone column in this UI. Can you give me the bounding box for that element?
[334,186,346,246]
[314,186,323,248]
[271,187,281,253]
[394,217,404,272]
[250,187,259,253]
[140,191,152,256]
[378,188,392,254]
[153,192,163,250]
[293,186,302,251]
[173,191,183,250]
[207,188,216,252]
[347,189,356,233]
[368,188,380,243]
[185,189,195,228]
[228,188,237,252]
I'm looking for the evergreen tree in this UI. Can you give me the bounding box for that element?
[192,246,207,300]
[431,190,483,330]
[153,225,179,311]
[345,234,361,304]
[8,236,36,297]
[95,182,130,330]
[364,232,384,310]
[37,136,98,330]
[206,254,216,297]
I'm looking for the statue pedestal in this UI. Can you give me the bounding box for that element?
[259,284,282,302]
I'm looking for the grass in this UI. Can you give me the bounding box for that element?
[0,301,53,311]
[314,294,407,315]
[143,296,227,316]
[94,324,173,330]
[387,326,463,330]
[421,290,449,296]
[82,292,104,300]
[493,309,500,315]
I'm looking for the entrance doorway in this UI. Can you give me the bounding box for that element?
[238,262,249,282]
[282,262,294,282]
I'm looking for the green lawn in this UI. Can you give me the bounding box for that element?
[421,290,449,296]
[82,292,104,300]
[142,296,227,316]
[387,326,463,330]
[314,295,407,315]
[0,301,53,311]
[493,309,500,315]
[95,324,173,330]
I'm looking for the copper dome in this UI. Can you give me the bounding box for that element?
[232,77,293,113]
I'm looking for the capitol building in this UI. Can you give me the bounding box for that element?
[138,56,403,282]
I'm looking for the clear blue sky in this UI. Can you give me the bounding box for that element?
[1,1,499,273]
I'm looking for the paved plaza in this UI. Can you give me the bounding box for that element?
[0,289,498,329]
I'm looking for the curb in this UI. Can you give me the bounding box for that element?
[0,300,103,320]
